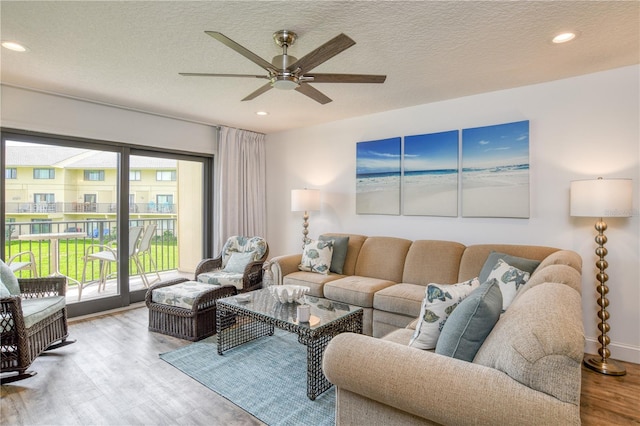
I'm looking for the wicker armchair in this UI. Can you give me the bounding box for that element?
[195,236,269,293]
[1,273,73,384]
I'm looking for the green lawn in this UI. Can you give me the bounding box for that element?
[5,239,177,285]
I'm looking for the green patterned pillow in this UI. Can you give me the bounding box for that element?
[298,239,334,275]
[487,259,530,311]
[409,277,480,350]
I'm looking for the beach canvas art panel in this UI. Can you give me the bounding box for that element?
[403,130,459,216]
[461,120,530,218]
[356,137,401,215]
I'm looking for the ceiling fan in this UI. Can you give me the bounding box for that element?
[180,30,386,104]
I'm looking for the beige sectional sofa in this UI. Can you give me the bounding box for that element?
[270,233,585,424]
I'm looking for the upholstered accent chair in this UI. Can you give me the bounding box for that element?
[0,260,73,383]
[145,236,268,341]
[195,236,269,293]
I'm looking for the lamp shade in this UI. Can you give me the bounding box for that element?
[291,188,320,212]
[570,178,632,217]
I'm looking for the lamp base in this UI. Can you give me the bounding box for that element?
[583,356,626,376]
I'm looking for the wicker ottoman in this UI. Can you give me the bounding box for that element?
[145,278,237,341]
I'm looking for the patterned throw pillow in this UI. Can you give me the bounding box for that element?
[487,258,530,311]
[298,239,334,275]
[409,277,480,350]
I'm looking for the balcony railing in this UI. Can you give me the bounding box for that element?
[5,202,176,214]
[4,219,177,285]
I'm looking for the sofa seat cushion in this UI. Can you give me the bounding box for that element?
[373,283,425,317]
[473,282,584,404]
[153,281,222,309]
[324,276,396,308]
[22,296,66,329]
[381,327,415,345]
[283,271,344,297]
[197,271,243,289]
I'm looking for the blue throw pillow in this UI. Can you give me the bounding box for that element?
[319,235,349,274]
[0,259,20,295]
[435,279,502,362]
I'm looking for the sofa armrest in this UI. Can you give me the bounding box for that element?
[268,254,302,285]
[323,333,580,426]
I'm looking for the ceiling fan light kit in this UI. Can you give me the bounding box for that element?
[180,29,386,104]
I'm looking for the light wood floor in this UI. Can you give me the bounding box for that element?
[1,306,639,425]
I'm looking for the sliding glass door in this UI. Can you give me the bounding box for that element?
[1,130,212,317]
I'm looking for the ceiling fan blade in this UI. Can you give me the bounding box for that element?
[288,33,356,74]
[205,31,274,71]
[179,73,268,79]
[305,73,387,84]
[295,84,332,104]
[242,82,273,101]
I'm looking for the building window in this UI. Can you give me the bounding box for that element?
[34,168,55,179]
[130,170,141,181]
[156,194,174,212]
[5,168,17,179]
[156,170,176,181]
[84,170,105,181]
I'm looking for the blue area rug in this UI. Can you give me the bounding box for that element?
[160,329,335,426]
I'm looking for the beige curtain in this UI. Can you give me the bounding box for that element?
[215,126,267,253]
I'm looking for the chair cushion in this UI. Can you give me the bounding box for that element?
[223,252,254,273]
[319,235,349,274]
[152,281,222,309]
[408,278,480,350]
[21,296,66,329]
[0,259,20,295]
[197,271,244,290]
[435,279,502,361]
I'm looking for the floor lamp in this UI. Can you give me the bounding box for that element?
[570,177,632,376]
[291,188,321,250]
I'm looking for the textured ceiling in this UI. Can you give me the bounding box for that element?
[1,1,638,134]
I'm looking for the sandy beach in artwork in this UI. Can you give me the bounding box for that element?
[403,172,458,216]
[461,167,529,217]
[356,174,400,215]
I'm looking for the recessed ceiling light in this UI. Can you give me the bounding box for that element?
[552,32,576,44]
[256,111,269,116]
[1,41,28,52]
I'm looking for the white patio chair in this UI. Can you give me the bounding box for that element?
[7,251,38,278]
[133,223,161,288]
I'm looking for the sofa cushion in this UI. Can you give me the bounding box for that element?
[435,279,502,361]
[283,271,344,298]
[486,259,530,311]
[473,283,584,404]
[409,278,480,350]
[298,239,334,275]
[373,283,425,317]
[402,240,466,285]
[0,259,20,295]
[354,237,412,282]
[324,276,396,308]
[21,296,66,329]
[478,251,540,283]
[153,281,222,309]
[319,235,349,274]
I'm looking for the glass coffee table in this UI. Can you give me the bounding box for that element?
[216,288,363,400]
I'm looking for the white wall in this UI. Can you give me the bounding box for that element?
[1,85,218,153]
[265,65,640,363]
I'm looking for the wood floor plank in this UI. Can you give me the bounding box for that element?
[2,306,638,425]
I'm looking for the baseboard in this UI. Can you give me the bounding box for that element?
[585,337,640,365]
[68,302,146,323]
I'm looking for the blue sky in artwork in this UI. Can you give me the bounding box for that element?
[462,120,529,168]
[356,137,401,174]
[404,130,459,172]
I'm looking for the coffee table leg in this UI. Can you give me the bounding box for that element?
[303,335,332,400]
